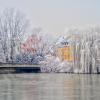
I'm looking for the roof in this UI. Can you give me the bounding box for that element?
[56,36,69,47]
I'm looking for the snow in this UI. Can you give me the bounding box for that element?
[40,26,100,74]
[0,25,100,74]
[40,54,73,73]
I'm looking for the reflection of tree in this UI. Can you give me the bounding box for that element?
[1,74,100,100]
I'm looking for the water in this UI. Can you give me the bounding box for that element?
[0,74,100,100]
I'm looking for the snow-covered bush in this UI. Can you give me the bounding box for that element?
[14,53,44,64]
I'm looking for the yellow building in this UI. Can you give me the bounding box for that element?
[57,46,73,61]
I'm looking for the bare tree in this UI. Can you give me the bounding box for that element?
[0,8,29,63]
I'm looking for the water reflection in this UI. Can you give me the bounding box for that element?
[0,74,100,100]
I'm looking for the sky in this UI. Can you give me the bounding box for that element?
[0,0,100,37]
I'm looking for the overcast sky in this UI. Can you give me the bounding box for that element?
[0,0,100,35]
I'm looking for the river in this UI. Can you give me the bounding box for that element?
[0,73,100,100]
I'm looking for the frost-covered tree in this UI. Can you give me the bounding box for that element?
[64,26,100,73]
[31,28,50,57]
[0,8,29,63]
[40,26,100,74]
